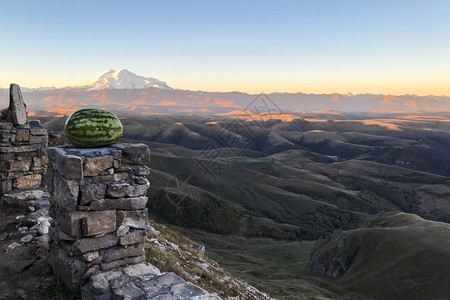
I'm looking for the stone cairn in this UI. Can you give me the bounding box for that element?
[48,144,218,299]
[48,144,152,290]
[0,83,49,209]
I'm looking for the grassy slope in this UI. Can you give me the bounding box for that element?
[311,212,450,300]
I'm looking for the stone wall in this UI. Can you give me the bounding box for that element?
[0,83,48,202]
[0,120,48,197]
[47,143,151,290]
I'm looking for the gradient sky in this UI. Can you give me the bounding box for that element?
[1,0,450,95]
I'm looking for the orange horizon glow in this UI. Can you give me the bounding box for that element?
[5,78,450,98]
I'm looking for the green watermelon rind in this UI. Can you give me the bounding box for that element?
[65,109,123,147]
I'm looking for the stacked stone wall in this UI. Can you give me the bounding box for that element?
[0,83,48,202]
[47,143,151,290]
[0,120,48,196]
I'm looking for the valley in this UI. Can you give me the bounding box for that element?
[39,113,450,299]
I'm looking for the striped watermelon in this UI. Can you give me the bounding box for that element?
[65,109,123,147]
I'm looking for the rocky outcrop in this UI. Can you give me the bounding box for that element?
[1,83,27,125]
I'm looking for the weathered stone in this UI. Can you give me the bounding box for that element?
[79,180,106,205]
[49,247,86,290]
[13,174,42,189]
[116,209,148,229]
[29,119,41,127]
[29,134,48,144]
[14,129,29,142]
[84,156,114,177]
[0,179,12,194]
[133,176,149,185]
[8,84,28,125]
[38,220,51,235]
[0,158,31,172]
[116,225,129,237]
[110,274,145,299]
[100,254,146,271]
[106,183,128,198]
[171,282,216,299]
[143,272,185,290]
[32,155,48,168]
[106,182,149,198]
[60,210,116,238]
[83,264,100,281]
[6,242,21,252]
[113,159,121,169]
[2,189,44,206]
[82,251,100,263]
[29,128,47,136]
[20,234,34,244]
[0,144,39,153]
[90,197,148,211]
[49,226,76,241]
[72,234,119,255]
[119,230,146,246]
[113,143,150,165]
[100,243,145,263]
[89,270,123,295]
[122,263,160,276]
[0,121,13,130]
[52,172,79,212]
[48,147,83,180]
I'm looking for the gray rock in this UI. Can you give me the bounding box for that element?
[100,254,146,271]
[29,128,47,136]
[84,156,114,177]
[6,241,21,252]
[38,219,50,235]
[13,174,42,189]
[20,234,34,244]
[116,225,129,237]
[59,210,116,238]
[119,229,146,246]
[79,180,107,204]
[51,172,79,212]
[8,84,27,125]
[48,147,83,180]
[72,233,119,255]
[82,251,100,262]
[106,183,128,198]
[29,119,41,127]
[0,121,13,130]
[29,134,48,144]
[49,226,76,241]
[90,197,148,211]
[110,274,145,300]
[49,247,86,290]
[122,263,160,276]
[14,129,30,142]
[171,282,213,298]
[2,189,44,206]
[89,270,123,295]
[100,243,145,263]
[112,143,150,165]
[116,209,148,229]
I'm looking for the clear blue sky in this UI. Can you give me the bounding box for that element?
[1,0,450,95]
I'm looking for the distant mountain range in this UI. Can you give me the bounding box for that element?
[1,69,450,116]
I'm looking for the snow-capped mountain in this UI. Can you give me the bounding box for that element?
[76,69,172,91]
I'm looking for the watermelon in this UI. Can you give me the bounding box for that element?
[65,108,123,147]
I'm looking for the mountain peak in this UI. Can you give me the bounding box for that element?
[77,69,172,91]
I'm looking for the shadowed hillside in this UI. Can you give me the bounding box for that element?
[38,113,450,299]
